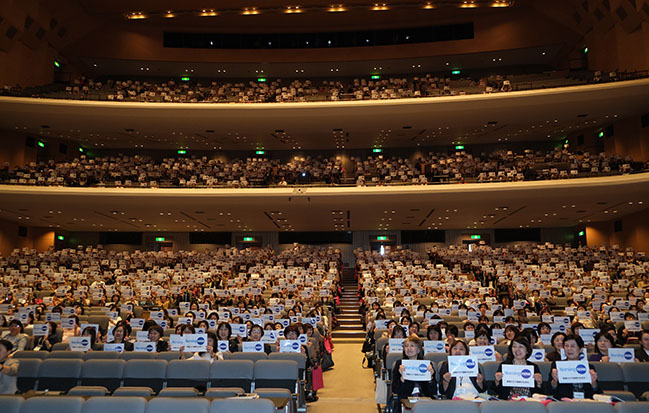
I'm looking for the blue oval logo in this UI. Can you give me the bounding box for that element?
[624,351,633,360]
[219,342,227,350]
[418,364,428,373]
[466,359,476,369]
[579,352,585,360]
[146,344,154,352]
[255,344,263,351]
[81,339,89,346]
[485,348,494,357]
[521,369,532,379]
[292,342,299,350]
[576,364,587,374]
[436,343,444,351]
[534,352,543,360]
[239,326,245,333]
[559,325,566,331]
[196,337,205,345]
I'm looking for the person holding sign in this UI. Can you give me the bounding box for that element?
[107,323,133,352]
[549,335,601,399]
[546,332,566,362]
[588,332,616,362]
[439,340,486,399]
[0,340,19,394]
[492,336,543,399]
[638,331,649,362]
[243,325,273,354]
[216,322,239,353]
[0,320,27,354]
[32,322,60,352]
[391,336,437,400]
[147,325,168,352]
[80,326,100,351]
[180,332,223,362]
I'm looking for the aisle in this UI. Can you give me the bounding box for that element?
[308,342,378,413]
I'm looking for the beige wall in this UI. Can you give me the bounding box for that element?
[0,218,54,257]
[586,22,649,73]
[586,207,649,254]
[567,115,649,162]
[0,131,36,168]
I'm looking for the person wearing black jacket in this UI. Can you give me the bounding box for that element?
[439,340,486,399]
[638,330,649,362]
[492,336,543,399]
[548,334,601,399]
[391,336,437,400]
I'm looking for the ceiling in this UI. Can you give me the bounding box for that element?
[0,173,647,232]
[2,78,649,151]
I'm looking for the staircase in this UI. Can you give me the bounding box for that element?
[331,268,365,342]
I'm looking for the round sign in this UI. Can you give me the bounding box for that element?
[197,337,205,345]
[436,343,444,351]
[466,359,476,369]
[485,348,494,357]
[292,342,300,350]
[521,369,532,379]
[418,364,428,373]
[255,344,263,352]
[575,364,587,375]
[624,351,633,360]
[81,339,89,346]
[534,352,543,360]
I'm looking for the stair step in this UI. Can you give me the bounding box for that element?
[337,324,364,330]
[331,330,366,339]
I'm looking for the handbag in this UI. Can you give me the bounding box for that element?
[312,366,324,390]
[321,352,334,371]
[375,376,387,404]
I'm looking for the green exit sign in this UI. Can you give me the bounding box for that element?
[578,231,585,236]
[451,70,461,75]
[371,75,380,79]
[177,150,186,154]
[373,148,383,153]
[181,77,190,81]
[155,237,166,242]
[470,235,481,240]
[37,141,45,148]
[455,145,464,150]
[376,236,388,241]
[256,150,265,155]
[243,237,254,242]
[598,131,604,138]
[57,235,65,241]
[257,78,266,82]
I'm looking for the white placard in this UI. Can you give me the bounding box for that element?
[69,336,91,352]
[184,334,208,352]
[448,355,478,377]
[242,341,265,353]
[260,330,277,343]
[136,330,149,342]
[401,359,431,381]
[502,364,535,387]
[130,318,145,330]
[280,340,301,353]
[60,317,76,329]
[45,313,61,322]
[216,340,230,352]
[608,348,635,363]
[578,329,599,345]
[423,340,446,354]
[556,360,591,384]
[388,338,405,354]
[625,320,642,332]
[104,343,124,353]
[134,341,156,352]
[528,348,546,363]
[469,345,496,362]
[230,323,248,337]
[32,323,49,336]
[169,334,184,351]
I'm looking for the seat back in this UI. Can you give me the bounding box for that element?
[423,353,448,366]
[615,402,649,413]
[21,396,84,413]
[230,352,268,363]
[480,361,500,388]
[123,359,167,393]
[155,352,181,362]
[17,358,41,393]
[590,362,624,390]
[82,396,146,413]
[210,360,254,392]
[412,400,479,413]
[165,360,211,390]
[547,401,615,413]
[253,360,298,392]
[37,359,83,392]
[268,352,306,371]
[145,397,210,413]
[14,351,47,359]
[209,398,276,413]
[621,363,649,399]
[81,359,125,392]
[83,351,119,360]
[385,353,403,375]
[119,352,156,361]
[481,401,546,413]
[0,396,23,413]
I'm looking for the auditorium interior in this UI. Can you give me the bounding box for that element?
[1,1,649,412]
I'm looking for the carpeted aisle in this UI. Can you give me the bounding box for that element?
[308,342,378,413]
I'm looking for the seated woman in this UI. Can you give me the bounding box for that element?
[439,340,486,399]
[80,326,101,351]
[243,324,273,354]
[588,332,616,362]
[0,339,19,394]
[638,330,649,362]
[426,324,443,342]
[492,335,543,399]
[148,325,168,352]
[0,320,28,353]
[546,332,566,362]
[391,336,437,400]
[473,328,503,362]
[216,322,239,353]
[107,323,134,351]
[32,321,60,352]
[382,323,407,360]
[548,334,601,399]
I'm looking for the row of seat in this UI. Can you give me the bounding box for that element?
[13,349,285,362]
[16,358,299,394]
[378,357,649,400]
[409,401,648,413]
[0,396,277,413]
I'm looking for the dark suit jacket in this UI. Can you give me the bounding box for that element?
[438,361,486,399]
[391,359,438,400]
[547,360,602,399]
